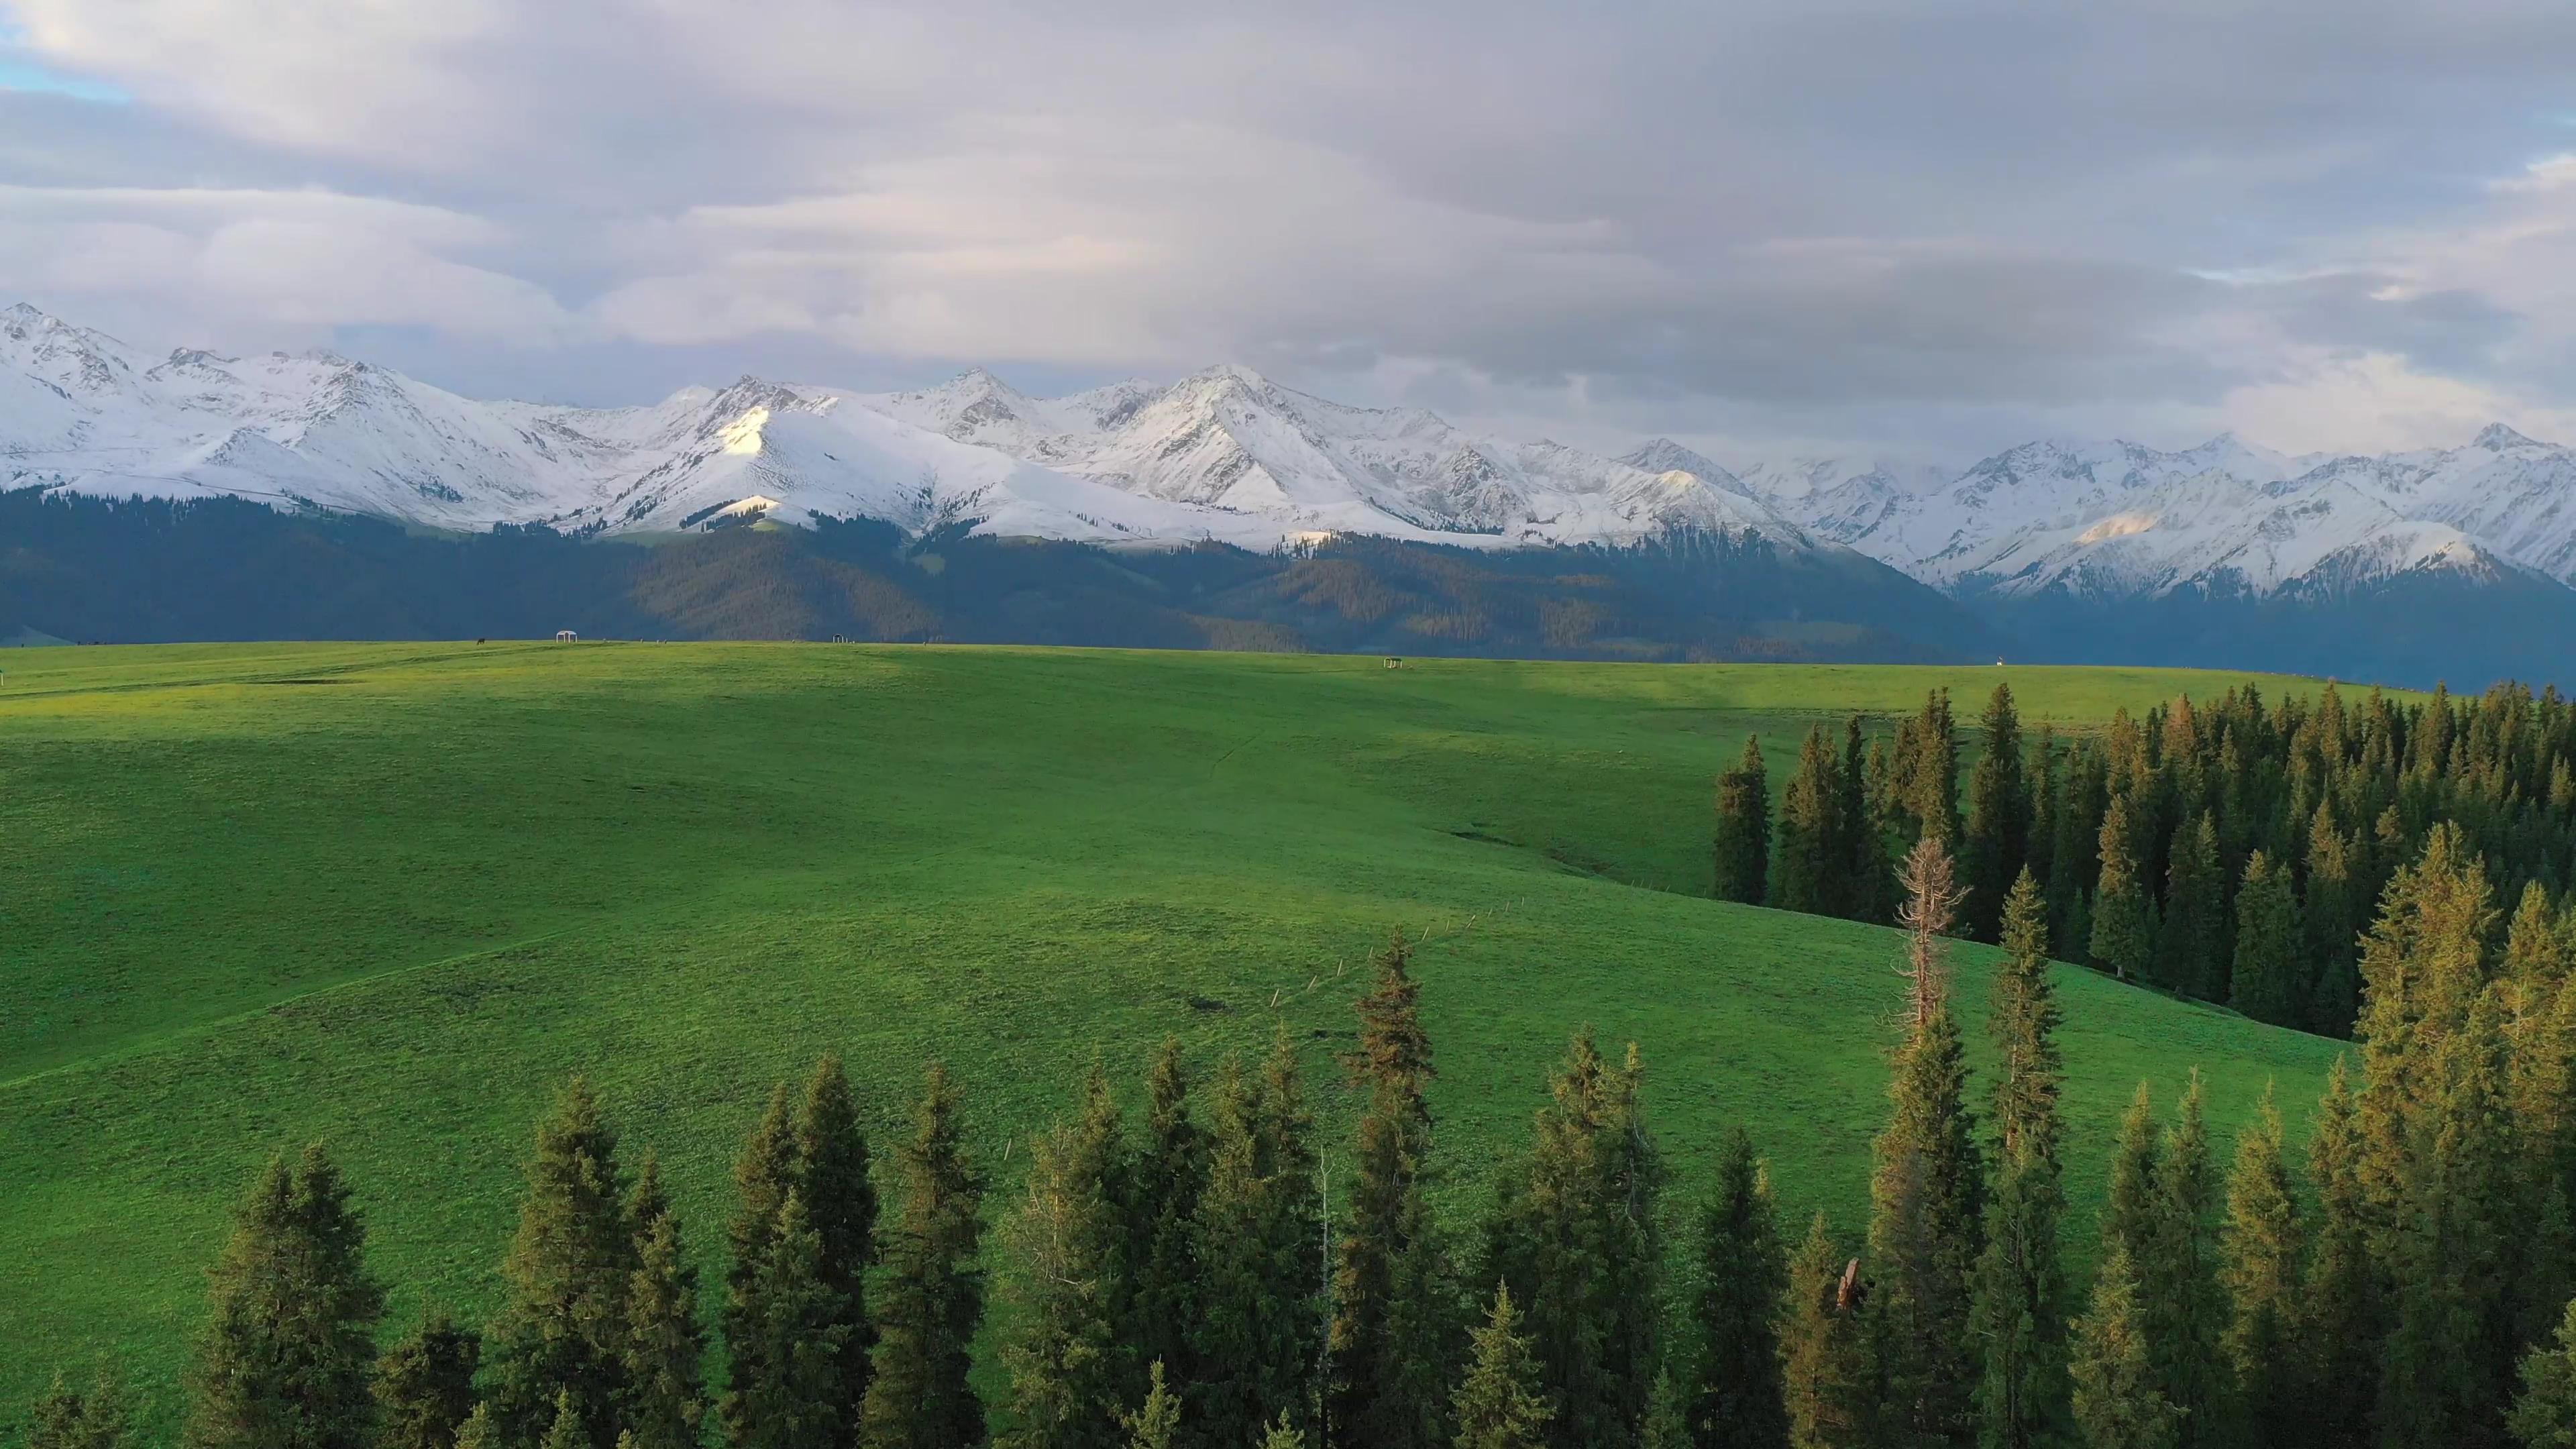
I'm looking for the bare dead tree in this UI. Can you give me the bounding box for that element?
[1894,831,1968,1032]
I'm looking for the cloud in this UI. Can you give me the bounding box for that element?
[5,0,2576,456]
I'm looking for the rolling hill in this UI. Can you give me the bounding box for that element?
[0,643,2345,1432]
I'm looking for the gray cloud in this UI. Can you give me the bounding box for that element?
[7,0,2576,458]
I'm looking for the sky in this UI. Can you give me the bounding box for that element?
[6,0,2576,467]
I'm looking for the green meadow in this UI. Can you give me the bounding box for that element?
[0,643,2350,1426]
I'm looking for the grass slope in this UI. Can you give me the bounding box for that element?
[0,644,2346,1430]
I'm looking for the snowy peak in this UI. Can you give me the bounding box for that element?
[1619,438,1742,489]
[2475,422,2549,452]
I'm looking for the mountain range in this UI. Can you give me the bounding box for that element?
[6,300,2573,684]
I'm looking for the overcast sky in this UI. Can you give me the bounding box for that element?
[7,1,2576,465]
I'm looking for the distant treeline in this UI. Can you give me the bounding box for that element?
[1713,678,2576,1036]
[30,826,2576,1449]
[0,490,1977,663]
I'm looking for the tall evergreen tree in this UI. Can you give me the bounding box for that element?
[2068,1247,2178,1449]
[2228,851,2302,1027]
[1866,833,1986,1448]
[1715,736,1772,904]
[1970,869,2072,1449]
[623,1197,704,1449]
[2511,1299,2576,1449]
[2155,813,2225,1000]
[860,1062,987,1449]
[2100,1084,2161,1264]
[1122,1040,1205,1407]
[34,1364,133,1449]
[375,1312,482,1449]
[2218,1088,2302,1449]
[729,1192,853,1449]
[2139,1077,2230,1449]
[1192,1029,1326,1448]
[796,1055,879,1438]
[1962,684,2031,943]
[1678,1128,1788,1449]
[1775,727,1848,917]
[1479,1032,1666,1449]
[1454,1285,1554,1449]
[999,1067,1130,1449]
[2303,805,2363,1034]
[1843,718,1892,924]
[185,1144,385,1449]
[2091,795,2157,983]
[1124,1363,1179,1449]
[1780,1215,1863,1449]
[1329,930,1454,1449]
[2302,1058,2381,1449]
[726,1083,801,1438]
[485,1079,638,1449]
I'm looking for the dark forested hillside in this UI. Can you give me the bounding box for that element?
[0,490,1988,662]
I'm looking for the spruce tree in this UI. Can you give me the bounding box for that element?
[1122,1039,1205,1407]
[796,1055,879,1436]
[186,1144,385,1449]
[1715,735,1772,904]
[375,1311,481,1449]
[1970,869,2072,1449]
[2511,1299,2576,1449]
[1843,718,1891,924]
[2154,813,2224,1000]
[860,1061,987,1449]
[1678,1128,1788,1449]
[726,1083,801,1436]
[2139,1076,2229,1449]
[1774,726,1847,916]
[32,1364,133,1449]
[485,1079,638,1449]
[1191,1029,1324,1447]
[1962,683,2031,943]
[1866,833,1985,1448]
[1330,930,1454,1449]
[1479,1032,1666,1449]
[2091,795,2157,983]
[2100,1083,2161,1263]
[453,1405,498,1449]
[727,1192,853,1449]
[2227,851,2301,1027]
[2303,804,2363,1034]
[2302,1058,2381,1449]
[999,1067,1130,1449]
[623,1203,704,1449]
[1453,1285,1554,1449]
[2218,1087,2302,1449]
[1124,1362,1179,1449]
[541,1393,586,1449]
[1780,1214,1862,1449]
[2068,1246,2178,1449]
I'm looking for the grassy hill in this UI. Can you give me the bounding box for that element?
[0,643,2349,1428]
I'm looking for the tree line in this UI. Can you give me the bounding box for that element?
[1711,678,2576,1036]
[32,826,2576,1449]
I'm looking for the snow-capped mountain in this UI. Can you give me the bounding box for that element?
[0,304,1817,555]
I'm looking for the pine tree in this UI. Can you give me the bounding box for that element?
[2100,1084,2161,1263]
[2155,813,2224,1000]
[541,1392,586,1449]
[1122,1039,1205,1407]
[999,1067,1129,1449]
[375,1311,481,1449]
[2510,1299,2576,1449]
[185,1144,385,1449]
[2139,1075,2229,1449]
[2304,804,2363,1034]
[1678,1128,1788,1449]
[1970,869,2072,1449]
[796,1055,879,1437]
[623,1202,704,1449]
[2091,795,2157,983]
[1259,1415,1306,1449]
[1453,1285,1554,1449]
[1843,718,1892,924]
[1330,930,1454,1449]
[2227,851,2302,1027]
[1124,1362,1179,1449]
[32,1364,133,1449]
[1715,736,1772,904]
[485,1079,638,1449]
[2302,1058,2381,1449]
[2069,1247,2178,1449]
[726,1083,801,1439]
[1191,1030,1324,1448]
[860,1062,987,1449]
[453,1405,498,1449]
[1780,1215,1862,1449]
[1774,727,1847,916]
[728,1192,853,1449]
[1479,1032,1666,1449]
[2218,1087,2302,1449]
[1963,684,2031,943]
[1867,833,1985,1448]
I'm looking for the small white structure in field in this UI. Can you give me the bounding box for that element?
[1385,657,1405,669]
[557,630,578,642]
